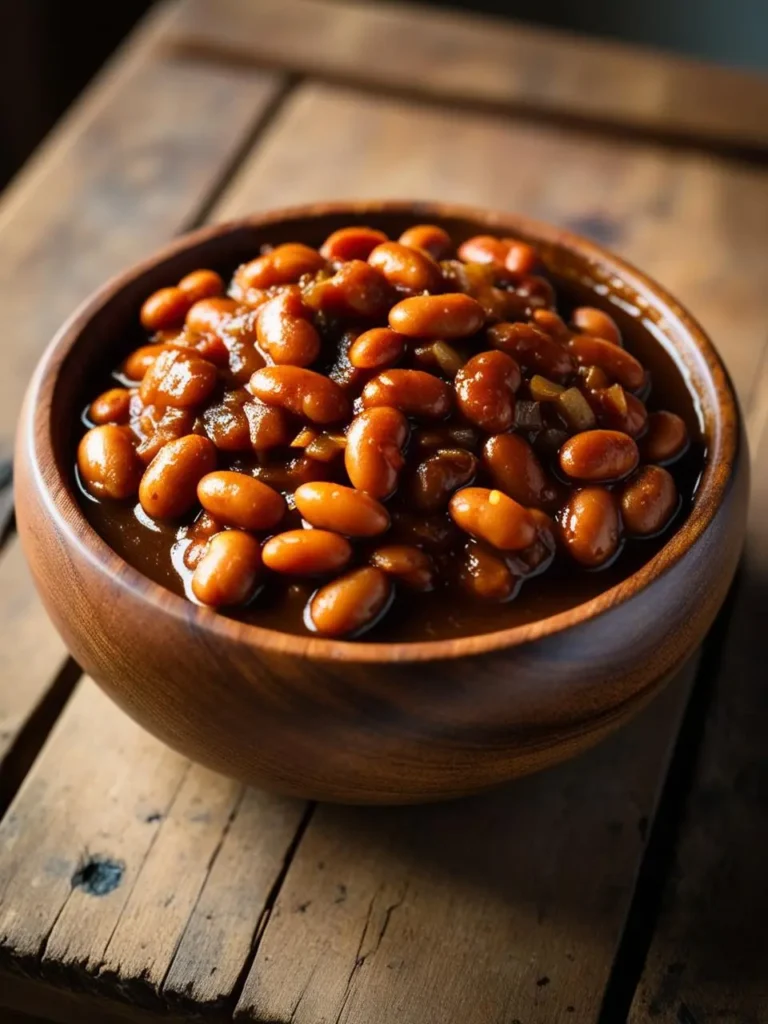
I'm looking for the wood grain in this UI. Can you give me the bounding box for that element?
[216,84,768,405]
[174,0,768,151]
[0,0,281,463]
[629,361,768,1024]
[240,668,695,1023]
[0,539,68,793]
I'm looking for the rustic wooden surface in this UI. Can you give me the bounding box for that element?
[0,0,767,1021]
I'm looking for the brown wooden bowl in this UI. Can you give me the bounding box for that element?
[15,201,748,804]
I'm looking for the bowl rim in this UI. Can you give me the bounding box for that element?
[22,199,740,664]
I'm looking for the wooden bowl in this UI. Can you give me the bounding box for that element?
[15,201,748,804]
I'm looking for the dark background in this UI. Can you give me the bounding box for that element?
[1,0,766,191]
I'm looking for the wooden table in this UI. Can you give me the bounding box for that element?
[0,2,766,1021]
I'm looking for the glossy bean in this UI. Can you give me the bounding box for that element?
[370,545,435,591]
[640,411,689,464]
[389,293,484,339]
[559,429,639,482]
[449,487,536,551]
[455,350,520,432]
[178,269,224,303]
[249,366,349,424]
[319,226,389,262]
[88,387,132,425]
[308,566,392,637]
[294,481,389,536]
[139,434,216,519]
[139,348,218,408]
[202,389,251,451]
[348,327,406,370]
[345,406,408,499]
[515,275,555,309]
[572,306,622,346]
[185,296,239,335]
[140,286,190,332]
[488,321,574,380]
[307,260,392,319]
[236,243,326,290]
[398,224,452,260]
[591,386,648,438]
[181,511,223,570]
[256,289,321,366]
[504,240,539,275]
[77,425,142,500]
[191,531,262,607]
[517,507,557,574]
[362,369,452,419]
[122,342,184,382]
[559,487,621,567]
[621,466,678,536]
[457,235,510,265]
[411,448,478,512]
[532,308,572,344]
[197,471,285,531]
[368,241,443,294]
[458,541,518,602]
[483,433,555,508]
[262,529,352,576]
[568,335,644,390]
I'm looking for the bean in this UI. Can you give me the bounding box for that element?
[362,369,452,419]
[256,289,321,366]
[568,335,644,390]
[449,487,536,551]
[345,406,408,499]
[140,286,190,332]
[411,448,478,512]
[308,566,392,637]
[559,487,621,567]
[256,454,335,490]
[592,386,648,438]
[77,425,142,500]
[136,407,196,464]
[308,260,392,319]
[294,481,390,537]
[236,243,326,291]
[459,541,518,602]
[515,275,555,309]
[122,342,183,382]
[572,306,622,346]
[370,545,435,591]
[348,327,406,370]
[621,466,678,536]
[88,387,132,425]
[398,224,452,260]
[488,322,574,380]
[368,241,443,294]
[139,434,216,519]
[532,308,572,344]
[457,235,510,265]
[249,366,349,424]
[263,530,352,576]
[504,240,539,275]
[559,429,639,482]
[640,411,689,464]
[389,293,485,339]
[483,433,555,508]
[518,507,557,574]
[319,226,389,262]
[193,333,230,367]
[185,296,238,335]
[225,329,266,385]
[181,511,223,570]
[178,269,224,303]
[197,471,285,531]
[192,531,262,607]
[244,400,293,451]
[413,339,465,378]
[455,350,520,432]
[139,348,218,408]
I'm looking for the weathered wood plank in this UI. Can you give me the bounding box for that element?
[0,539,69,799]
[240,671,694,1024]
[0,0,282,462]
[174,0,768,151]
[216,83,768,407]
[629,360,768,1024]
